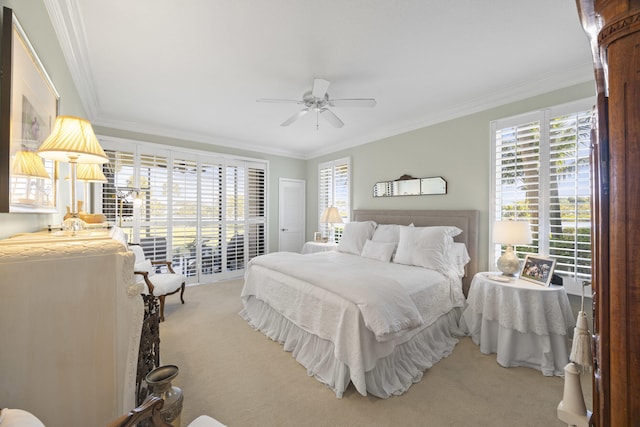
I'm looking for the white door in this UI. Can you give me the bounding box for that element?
[279,178,305,252]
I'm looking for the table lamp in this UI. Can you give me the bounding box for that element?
[11,150,51,204]
[320,206,343,242]
[38,116,108,233]
[493,219,532,276]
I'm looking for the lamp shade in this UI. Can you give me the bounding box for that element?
[37,116,107,164]
[76,163,107,182]
[11,151,50,179]
[320,206,343,224]
[493,220,532,245]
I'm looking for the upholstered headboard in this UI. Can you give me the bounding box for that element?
[352,209,479,296]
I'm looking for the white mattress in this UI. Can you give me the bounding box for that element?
[240,251,465,398]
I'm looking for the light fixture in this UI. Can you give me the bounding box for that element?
[76,163,107,216]
[320,206,343,242]
[12,150,50,179]
[11,150,51,204]
[492,220,532,276]
[38,116,108,233]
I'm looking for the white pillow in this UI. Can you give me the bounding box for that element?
[394,226,462,273]
[361,240,396,262]
[449,242,471,277]
[337,221,377,255]
[371,224,401,244]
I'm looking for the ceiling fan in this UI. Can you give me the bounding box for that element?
[257,78,376,129]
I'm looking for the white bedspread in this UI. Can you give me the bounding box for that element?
[241,251,465,396]
[249,251,424,341]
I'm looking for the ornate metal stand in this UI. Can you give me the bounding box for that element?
[136,294,161,406]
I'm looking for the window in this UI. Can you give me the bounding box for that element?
[491,99,593,286]
[318,157,350,242]
[98,139,267,284]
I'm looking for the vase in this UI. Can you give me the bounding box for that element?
[145,365,183,426]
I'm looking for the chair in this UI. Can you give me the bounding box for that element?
[108,396,227,427]
[131,244,186,321]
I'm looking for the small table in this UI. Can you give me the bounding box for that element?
[460,272,576,376]
[301,241,338,254]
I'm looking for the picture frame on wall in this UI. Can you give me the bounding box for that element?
[0,7,60,213]
[520,254,557,287]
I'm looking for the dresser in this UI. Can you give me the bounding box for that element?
[0,230,144,426]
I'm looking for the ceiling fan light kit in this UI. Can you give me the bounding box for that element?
[258,78,376,129]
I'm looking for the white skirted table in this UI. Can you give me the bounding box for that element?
[460,272,576,376]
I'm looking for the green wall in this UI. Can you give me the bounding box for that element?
[306,81,596,271]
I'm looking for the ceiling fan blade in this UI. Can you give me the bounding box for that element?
[329,98,377,108]
[320,108,344,128]
[257,98,303,104]
[280,108,310,126]
[312,78,330,99]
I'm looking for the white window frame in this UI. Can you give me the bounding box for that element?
[318,157,350,242]
[490,98,594,294]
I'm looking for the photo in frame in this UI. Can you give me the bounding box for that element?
[0,7,59,213]
[314,231,322,242]
[520,254,557,287]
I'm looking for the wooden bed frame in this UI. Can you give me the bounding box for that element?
[352,209,479,296]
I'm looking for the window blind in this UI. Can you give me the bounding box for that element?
[318,157,350,242]
[99,140,267,284]
[492,99,593,284]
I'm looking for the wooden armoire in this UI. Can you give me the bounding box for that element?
[576,1,640,425]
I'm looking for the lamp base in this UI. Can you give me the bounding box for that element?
[62,215,87,235]
[496,245,520,276]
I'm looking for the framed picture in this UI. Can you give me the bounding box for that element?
[314,231,322,242]
[0,7,59,213]
[520,255,556,287]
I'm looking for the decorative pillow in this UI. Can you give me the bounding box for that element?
[361,239,396,262]
[337,221,377,255]
[394,226,462,273]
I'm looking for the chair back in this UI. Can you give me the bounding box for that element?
[131,245,147,264]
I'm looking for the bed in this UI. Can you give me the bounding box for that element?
[240,209,479,398]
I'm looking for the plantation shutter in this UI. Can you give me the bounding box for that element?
[491,99,593,288]
[547,110,592,279]
[225,163,245,272]
[493,116,540,260]
[98,138,267,284]
[318,157,350,242]
[199,160,224,276]
[247,163,266,260]
[138,152,170,261]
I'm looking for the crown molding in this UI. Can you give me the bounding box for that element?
[43,0,99,119]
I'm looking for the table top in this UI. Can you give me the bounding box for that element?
[466,272,576,336]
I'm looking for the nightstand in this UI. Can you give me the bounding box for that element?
[301,241,338,254]
[460,272,576,376]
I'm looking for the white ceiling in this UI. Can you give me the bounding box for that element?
[45,0,594,159]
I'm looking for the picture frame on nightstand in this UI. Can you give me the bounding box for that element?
[520,255,556,287]
[314,232,322,242]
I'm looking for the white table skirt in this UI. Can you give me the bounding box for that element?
[460,273,576,376]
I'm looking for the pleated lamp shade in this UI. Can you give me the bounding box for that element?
[320,206,343,224]
[76,163,107,182]
[11,151,50,179]
[37,116,107,164]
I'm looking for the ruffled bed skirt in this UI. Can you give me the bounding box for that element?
[239,296,463,398]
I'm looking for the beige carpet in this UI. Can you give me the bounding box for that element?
[159,280,591,427]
